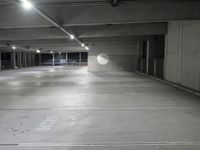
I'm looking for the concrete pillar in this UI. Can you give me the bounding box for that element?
[31,53,35,67]
[66,52,68,65]
[11,52,16,69]
[16,52,22,68]
[146,40,150,74]
[0,52,1,71]
[137,41,144,72]
[79,52,81,66]
[28,53,32,67]
[39,53,41,66]
[154,58,157,77]
[19,52,22,68]
[24,53,27,67]
[52,53,55,66]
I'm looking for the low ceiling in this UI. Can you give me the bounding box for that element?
[0,0,199,52]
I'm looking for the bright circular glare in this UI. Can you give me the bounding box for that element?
[22,1,33,10]
[36,49,41,53]
[12,46,16,50]
[97,53,109,65]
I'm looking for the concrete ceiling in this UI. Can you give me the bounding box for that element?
[0,0,199,52]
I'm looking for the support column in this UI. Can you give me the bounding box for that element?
[137,41,143,72]
[146,40,150,74]
[31,53,35,67]
[24,53,27,67]
[52,53,55,66]
[11,52,16,69]
[30,53,32,67]
[79,52,81,66]
[154,59,157,77]
[39,53,41,66]
[19,52,22,68]
[0,52,1,71]
[66,52,68,65]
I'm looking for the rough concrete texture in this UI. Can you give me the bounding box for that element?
[165,20,200,91]
[0,66,200,150]
[88,42,138,72]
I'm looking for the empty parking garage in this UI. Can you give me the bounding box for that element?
[0,0,200,150]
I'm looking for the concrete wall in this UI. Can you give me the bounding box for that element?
[88,41,138,72]
[164,21,200,91]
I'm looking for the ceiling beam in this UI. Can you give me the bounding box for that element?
[0,35,154,52]
[0,23,167,41]
[0,36,154,46]
[0,1,199,28]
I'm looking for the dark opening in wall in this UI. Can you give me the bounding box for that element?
[68,52,88,66]
[54,53,66,66]
[41,54,53,66]
[137,35,165,79]
[1,53,11,70]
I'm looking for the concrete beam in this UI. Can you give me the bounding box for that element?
[0,23,167,41]
[0,36,154,46]
[0,1,199,28]
[0,36,155,52]
[0,52,1,71]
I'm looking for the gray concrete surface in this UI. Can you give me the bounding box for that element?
[0,66,200,150]
[165,20,200,91]
[88,41,138,72]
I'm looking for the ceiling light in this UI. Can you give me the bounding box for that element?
[21,0,33,10]
[85,46,89,50]
[36,49,41,53]
[59,52,61,55]
[70,34,75,40]
[12,46,16,50]
[81,43,85,47]
[50,51,53,54]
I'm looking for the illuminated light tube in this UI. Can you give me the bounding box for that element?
[81,43,85,47]
[20,0,33,10]
[36,49,41,53]
[70,35,75,40]
[85,46,89,50]
[12,46,16,50]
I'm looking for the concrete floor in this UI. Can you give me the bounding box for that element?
[0,66,200,150]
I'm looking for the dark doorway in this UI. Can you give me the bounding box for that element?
[68,52,88,66]
[1,53,11,70]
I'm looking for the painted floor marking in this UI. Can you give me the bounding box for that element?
[37,116,58,131]
[19,142,200,147]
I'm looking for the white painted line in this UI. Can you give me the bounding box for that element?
[37,116,58,132]
[19,142,200,147]
[52,107,200,110]
[136,71,200,97]
[0,107,200,111]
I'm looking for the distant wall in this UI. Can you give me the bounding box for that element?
[164,21,200,91]
[88,41,138,72]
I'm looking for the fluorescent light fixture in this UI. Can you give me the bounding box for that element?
[12,46,16,50]
[81,43,85,47]
[36,49,41,53]
[70,34,75,40]
[85,46,89,50]
[20,0,33,10]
